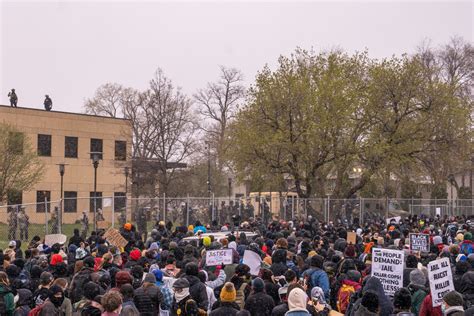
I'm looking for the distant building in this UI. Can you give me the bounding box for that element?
[0,105,132,223]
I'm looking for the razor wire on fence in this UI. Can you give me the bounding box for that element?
[0,196,473,241]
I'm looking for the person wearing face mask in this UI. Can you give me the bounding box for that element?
[0,271,15,316]
[52,278,72,316]
[39,285,65,315]
[441,291,465,316]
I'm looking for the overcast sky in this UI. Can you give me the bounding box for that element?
[1,0,472,113]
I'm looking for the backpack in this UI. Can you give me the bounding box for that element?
[235,282,248,310]
[461,243,473,255]
[28,303,44,316]
[0,291,8,315]
[69,270,92,304]
[336,283,357,314]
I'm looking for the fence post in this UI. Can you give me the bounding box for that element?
[186,195,190,227]
[111,196,115,228]
[291,196,294,220]
[359,197,363,223]
[163,193,166,223]
[44,197,48,235]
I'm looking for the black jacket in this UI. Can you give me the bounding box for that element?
[134,284,164,315]
[243,291,275,316]
[271,302,289,316]
[209,302,239,316]
[183,275,209,310]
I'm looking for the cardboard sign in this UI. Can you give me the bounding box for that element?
[205,249,233,266]
[242,250,262,276]
[371,248,404,296]
[409,233,430,252]
[103,228,128,249]
[428,257,454,307]
[45,234,67,246]
[386,216,401,225]
[103,198,112,208]
[347,232,357,244]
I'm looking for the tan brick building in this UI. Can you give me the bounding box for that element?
[0,105,132,224]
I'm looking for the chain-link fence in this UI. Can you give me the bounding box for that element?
[0,196,473,243]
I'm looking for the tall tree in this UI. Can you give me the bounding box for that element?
[195,66,245,170]
[0,124,44,203]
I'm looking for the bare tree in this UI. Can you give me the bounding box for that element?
[195,66,245,170]
[84,83,128,117]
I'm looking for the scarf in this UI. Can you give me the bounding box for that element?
[175,288,190,302]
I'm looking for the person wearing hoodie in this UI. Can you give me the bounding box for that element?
[39,285,65,316]
[442,291,465,316]
[210,282,240,316]
[152,269,173,312]
[407,269,428,315]
[243,277,275,316]
[182,262,209,310]
[285,287,311,316]
[349,276,393,316]
[198,270,217,313]
[13,288,32,316]
[336,269,361,314]
[403,255,418,288]
[354,291,379,316]
[392,288,415,316]
[68,229,84,248]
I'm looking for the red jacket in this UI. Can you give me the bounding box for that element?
[419,294,442,316]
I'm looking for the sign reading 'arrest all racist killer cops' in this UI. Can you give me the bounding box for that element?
[371,248,405,296]
[428,257,454,307]
[409,233,430,252]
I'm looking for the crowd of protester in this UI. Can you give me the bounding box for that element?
[0,213,473,316]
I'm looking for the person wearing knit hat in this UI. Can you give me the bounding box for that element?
[409,269,426,287]
[124,223,132,231]
[286,287,310,315]
[129,249,141,261]
[442,290,464,315]
[209,282,240,315]
[244,277,275,315]
[203,236,211,248]
[407,268,429,316]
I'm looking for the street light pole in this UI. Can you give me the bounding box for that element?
[58,164,65,234]
[91,153,101,232]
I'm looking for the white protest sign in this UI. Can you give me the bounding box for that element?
[371,248,404,296]
[428,257,454,307]
[409,233,430,252]
[386,216,401,225]
[206,249,233,266]
[435,208,441,216]
[242,250,262,276]
[45,234,67,246]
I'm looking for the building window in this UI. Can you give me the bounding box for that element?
[64,191,77,213]
[8,132,24,155]
[36,191,51,213]
[90,192,102,212]
[37,134,52,156]
[115,141,127,161]
[90,139,103,159]
[65,136,78,158]
[114,192,126,212]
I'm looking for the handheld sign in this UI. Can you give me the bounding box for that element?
[205,249,233,266]
[371,248,404,296]
[103,228,128,249]
[409,233,430,252]
[45,234,67,246]
[347,232,357,245]
[386,216,401,225]
[242,250,262,276]
[428,257,454,307]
